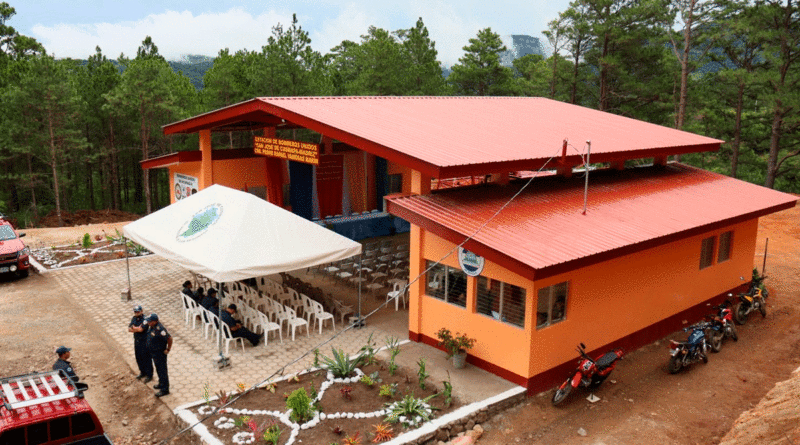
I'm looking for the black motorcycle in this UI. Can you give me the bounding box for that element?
[706,301,738,352]
[668,321,711,374]
[731,275,768,325]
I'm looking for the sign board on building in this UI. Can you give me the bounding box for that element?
[458,246,485,277]
[174,173,199,201]
[253,136,320,165]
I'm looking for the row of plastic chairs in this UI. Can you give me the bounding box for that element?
[181,293,245,355]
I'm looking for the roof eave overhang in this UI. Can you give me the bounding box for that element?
[163,98,442,178]
[386,194,795,284]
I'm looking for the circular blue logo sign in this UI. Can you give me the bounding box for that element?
[458,247,485,277]
[177,204,223,242]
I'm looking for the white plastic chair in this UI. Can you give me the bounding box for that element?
[257,312,282,345]
[221,323,246,355]
[300,293,315,324]
[387,280,408,311]
[311,300,335,334]
[284,306,309,341]
[201,309,219,340]
[181,293,203,328]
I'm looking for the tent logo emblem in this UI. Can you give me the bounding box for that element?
[458,246,485,277]
[177,203,223,242]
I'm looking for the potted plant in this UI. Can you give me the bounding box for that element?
[436,327,476,369]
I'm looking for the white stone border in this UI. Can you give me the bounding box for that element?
[31,249,153,273]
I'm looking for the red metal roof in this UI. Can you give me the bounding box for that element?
[163,97,723,178]
[385,164,798,280]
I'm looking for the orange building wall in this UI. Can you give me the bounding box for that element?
[210,157,268,193]
[526,218,758,378]
[411,218,758,384]
[344,151,367,213]
[387,161,413,194]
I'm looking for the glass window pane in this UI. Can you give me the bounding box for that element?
[476,276,498,317]
[536,287,551,328]
[551,282,568,323]
[426,261,446,300]
[717,231,732,263]
[502,282,527,328]
[445,268,467,308]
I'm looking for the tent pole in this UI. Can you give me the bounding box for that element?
[357,253,363,328]
[123,237,132,300]
[216,281,230,369]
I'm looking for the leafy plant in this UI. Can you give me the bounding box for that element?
[385,336,402,375]
[214,389,230,407]
[379,383,397,398]
[360,333,378,365]
[342,431,362,445]
[262,423,281,445]
[234,415,251,428]
[360,374,375,386]
[384,394,438,429]
[313,348,321,367]
[442,372,453,408]
[372,423,395,442]
[263,381,277,393]
[435,327,476,357]
[236,382,247,393]
[331,425,344,435]
[202,381,211,405]
[105,228,124,243]
[288,373,301,383]
[286,387,314,423]
[81,233,93,248]
[417,358,429,390]
[340,385,353,400]
[320,347,364,378]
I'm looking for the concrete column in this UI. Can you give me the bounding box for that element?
[199,129,212,189]
[410,169,431,195]
[407,224,424,341]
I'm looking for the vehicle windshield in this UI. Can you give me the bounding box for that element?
[0,225,17,241]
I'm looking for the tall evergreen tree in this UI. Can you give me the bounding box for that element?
[448,28,513,96]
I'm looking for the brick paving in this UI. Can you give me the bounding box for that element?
[47,253,518,412]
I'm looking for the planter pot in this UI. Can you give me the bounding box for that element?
[452,352,467,369]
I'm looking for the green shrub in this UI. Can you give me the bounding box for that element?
[320,347,364,378]
[81,233,93,248]
[286,387,314,423]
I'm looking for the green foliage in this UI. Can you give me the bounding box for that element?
[385,336,402,376]
[448,27,514,96]
[313,348,320,368]
[202,381,211,405]
[81,233,93,248]
[285,387,314,423]
[262,423,281,445]
[379,383,398,398]
[435,328,476,357]
[359,374,375,387]
[416,358,429,390]
[384,394,438,429]
[442,373,453,408]
[320,347,364,378]
[359,333,377,365]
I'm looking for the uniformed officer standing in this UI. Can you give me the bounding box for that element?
[127,305,152,383]
[52,346,89,391]
[144,313,173,397]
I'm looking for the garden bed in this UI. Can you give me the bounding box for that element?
[29,232,150,270]
[187,355,464,445]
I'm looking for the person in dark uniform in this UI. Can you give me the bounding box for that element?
[221,304,262,346]
[181,280,195,300]
[127,305,152,383]
[52,346,89,391]
[144,313,173,397]
[194,287,205,305]
[200,288,219,312]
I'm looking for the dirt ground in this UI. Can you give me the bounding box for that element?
[1,204,797,445]
[479,203,800,445]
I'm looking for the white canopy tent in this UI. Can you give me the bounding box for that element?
[123,184,363,366]
[123,184,362,282]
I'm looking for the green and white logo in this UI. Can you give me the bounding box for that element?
[458,246,485,277]
[177,204,222,242]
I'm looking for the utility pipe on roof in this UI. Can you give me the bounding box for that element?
[582,140,591,215]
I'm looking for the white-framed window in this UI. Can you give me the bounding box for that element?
[477,276,526,328]
[536,281,568,329]
[425,261,467,308]
[700,236,715,270]
[717,231,733,263]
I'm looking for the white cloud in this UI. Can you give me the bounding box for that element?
[32,8,294,60]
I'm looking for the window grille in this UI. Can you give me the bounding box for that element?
[717,231,733,263]
[699,236,715,269]
[477,277,526,328]
[536,282,568,329]
[425,261,467,308]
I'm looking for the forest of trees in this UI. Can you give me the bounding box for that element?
[0,0,798,227]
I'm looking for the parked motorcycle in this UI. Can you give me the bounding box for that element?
[706,302,738,352]
[668,321,711,374]
[552,343,624,405]
[732,274,768,325]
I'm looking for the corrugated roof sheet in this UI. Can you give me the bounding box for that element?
[163,97,723,177]
[386,164,797,277]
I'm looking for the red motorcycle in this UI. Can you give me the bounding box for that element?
[552,343,624,405]
[707,301,738,352]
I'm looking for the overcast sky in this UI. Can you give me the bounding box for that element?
[10,0,572,67]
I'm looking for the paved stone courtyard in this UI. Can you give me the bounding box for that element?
[47,254,517,411]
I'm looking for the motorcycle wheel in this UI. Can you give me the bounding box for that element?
[759,299,767,317]
[710,332,723,353]
[552,382,572,406]
[733,303,748,325]
[701,353,708,364]
[668,356,683,374]
[589,374,608,389]
[729,323,738,341]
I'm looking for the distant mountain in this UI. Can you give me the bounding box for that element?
[169,55,214,90]
[500,35,547,67]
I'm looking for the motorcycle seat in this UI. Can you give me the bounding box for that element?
[595,352,620,369]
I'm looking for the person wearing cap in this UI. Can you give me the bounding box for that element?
[145,313,172,397]
[127,305,152,383]
[53,346,89,391]
[221,304,262,346]
[200,288,219,312]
